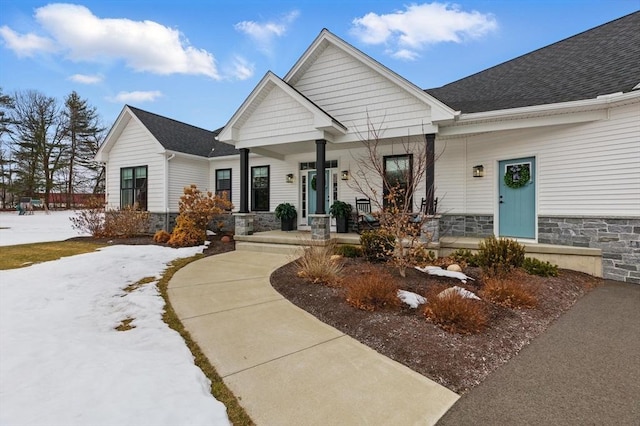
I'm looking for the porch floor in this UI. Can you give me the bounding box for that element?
[234,231,603,277]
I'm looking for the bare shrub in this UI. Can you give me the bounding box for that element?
[168,184,233,247]
[70,197,106,237]
[153,230,171,244]
[295,244,343,285]
[178,184,233,230]
[481,275,537,309]
[102,206,150,238]
[345,271,400,311]
[424,291,488,334]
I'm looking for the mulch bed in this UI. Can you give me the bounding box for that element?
[270,257,602,394]
[66,233,236,257]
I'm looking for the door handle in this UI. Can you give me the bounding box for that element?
[499,195,504,204]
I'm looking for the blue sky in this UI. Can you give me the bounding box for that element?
[1,1,638,131]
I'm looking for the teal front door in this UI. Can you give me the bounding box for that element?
[307,170,330,225]
[499,157,536,239]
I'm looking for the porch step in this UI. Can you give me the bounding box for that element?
[235,241,305,256]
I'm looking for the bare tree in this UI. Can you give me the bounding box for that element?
[349,117,443,277]
[0,88,15,208]
[10,90,66,205]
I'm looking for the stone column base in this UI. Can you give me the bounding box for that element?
[309,214,331,241]
[420,215,440,244]
[234,213,255,236]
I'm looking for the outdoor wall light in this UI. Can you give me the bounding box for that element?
[286,173,294,183]
[473,165,484,178]
[341,170,350,180]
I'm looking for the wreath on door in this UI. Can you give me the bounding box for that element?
[311,175,317,191]
[504,163,530,189]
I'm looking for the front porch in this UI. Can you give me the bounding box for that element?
[234,231,603,278]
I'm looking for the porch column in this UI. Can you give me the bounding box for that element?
[315,139,326,214]
[425,133,436,215]
[311,139,330,241]
[239,148,250,213]
[234,148,254,236]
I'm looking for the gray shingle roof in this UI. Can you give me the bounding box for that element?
[127,106,237,157]
[426,12,640,113]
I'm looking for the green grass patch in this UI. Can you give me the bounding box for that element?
[157,255,254,426]
[0,241,106,270]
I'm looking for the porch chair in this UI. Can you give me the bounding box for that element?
[408,197,438,232]
[355,197,380,233]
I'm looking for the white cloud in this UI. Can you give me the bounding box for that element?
[108,90,162,103]
[1,3,219,79]
[351,2,497,60]
[68,73,103,84]
[391,49,419,61]
[230,56,254,80]
[0,25,57,57]
[235,10,299,54]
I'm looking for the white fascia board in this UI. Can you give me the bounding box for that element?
[219,71,346,143]
[218,71,275,143]
[439,109,608,137]
[235,130,327,149]
[439,92,640,137]
[164,150,210,162]
[95,106,132,161]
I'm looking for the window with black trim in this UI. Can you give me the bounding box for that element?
[383,155,413,210]
[215,168,232,204]
[251,165,269,211]
[120,166,147,210]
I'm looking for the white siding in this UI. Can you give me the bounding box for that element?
[434,139,466,214]
[293,44,431,134]
[105,119,166,212]
[439,102,640,217]
[168,156,209,212]
[239,85,314,140]
[210,157,240,210]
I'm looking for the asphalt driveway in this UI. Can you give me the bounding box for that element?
[437,280,640,425]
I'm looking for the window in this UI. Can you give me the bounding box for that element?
[120,166,147,210]
[251,166,269,211]
[215,169,232,203]
[383,155,413,210]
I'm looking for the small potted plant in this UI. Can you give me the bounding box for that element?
[329,200,353,233]
[275,202,297,231]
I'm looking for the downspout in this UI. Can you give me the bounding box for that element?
[165,153,175,230]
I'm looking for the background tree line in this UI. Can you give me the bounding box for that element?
[0,88,106,209]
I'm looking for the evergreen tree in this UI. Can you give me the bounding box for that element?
[62,91,104,207]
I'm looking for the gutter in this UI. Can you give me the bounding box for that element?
[165,153,175,231]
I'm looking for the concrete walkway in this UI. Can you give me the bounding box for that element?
[168,251,459,425]
[438,280,640,425]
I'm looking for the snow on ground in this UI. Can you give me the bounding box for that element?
[398,290,427,308]
[0,210,88,246]
[415,265,475,283]
[0,220,230,425]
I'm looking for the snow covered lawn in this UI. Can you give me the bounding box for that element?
[0,214,230,425]
[0,210,88,246]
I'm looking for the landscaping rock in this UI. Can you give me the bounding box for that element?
[447,264,462,272]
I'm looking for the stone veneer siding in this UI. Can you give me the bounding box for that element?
[439,214,494,238]
[149,212,236,234]
[440,214,639,283]
[538,216,640,284]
